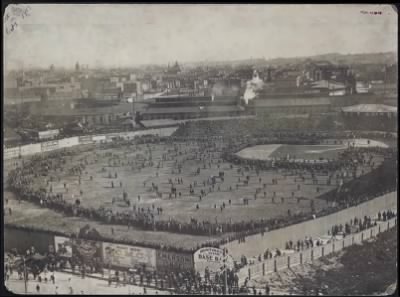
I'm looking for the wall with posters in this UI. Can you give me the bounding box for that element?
[4,127,178,160]
[102,242,156,270]
[155,250,194,272]
[41,140,59,152]
[4,226,54,255]
[6,227,196,272]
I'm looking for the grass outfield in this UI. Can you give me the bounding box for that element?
[4,191,217,250]
[25,140,374,224]
[4,138,387,249]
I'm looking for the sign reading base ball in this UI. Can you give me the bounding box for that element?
[193,247,234,276]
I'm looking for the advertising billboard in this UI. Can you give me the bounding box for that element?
[92,135,106,143]
[193,247,234,275]
[72,238,102,263]
[78,135,93,145]
[41,140,59,152]
[156,250,194,271]
[38,129,60,140]
[54,236,73,258]
[102,242,156,269]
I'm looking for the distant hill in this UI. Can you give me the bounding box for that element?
[262,52,397,67]
[184,52,397,68]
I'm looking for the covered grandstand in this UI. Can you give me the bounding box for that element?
[341,104,397,132]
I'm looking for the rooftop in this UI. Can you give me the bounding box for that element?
[143,105,243,115]
[30,102,132,117]
[254,97,331,107]
[342,104,398,113]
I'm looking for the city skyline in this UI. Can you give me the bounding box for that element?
[4,4,397,70]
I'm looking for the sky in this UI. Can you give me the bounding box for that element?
[4,4,398,70]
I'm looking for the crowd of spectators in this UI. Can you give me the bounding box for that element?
[6,121,397,253]
[6,245,263,295]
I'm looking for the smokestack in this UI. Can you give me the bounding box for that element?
[243,70,264,104]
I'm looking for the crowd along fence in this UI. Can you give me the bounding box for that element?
[238,217,397,283]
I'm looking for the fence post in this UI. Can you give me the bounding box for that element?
[287,256,290,269]
[274,259,277,272]
[370,228,373,237]
[378,225,381,233]
[311,249,314,262]
[352,236,354,245]
[262,262,265,276]
[248,268,251,279]
[361,232,364,242]
[332,242,335,252]
[387,221,390,230]
[321,246,324,257]
[300,253,303,265]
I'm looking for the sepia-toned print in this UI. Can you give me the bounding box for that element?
[3,4,397,295]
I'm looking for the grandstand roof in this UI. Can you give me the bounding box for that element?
[254,97,331,107]
[30,102,132,116]
[143,105,243,115]
[342,104,397,113]
[141,119,181,127]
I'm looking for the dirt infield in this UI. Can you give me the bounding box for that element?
[236,138,389,161]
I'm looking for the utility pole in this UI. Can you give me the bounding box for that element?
[222,248,228,295]
[23,256,28,294]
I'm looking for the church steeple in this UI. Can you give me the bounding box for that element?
[166,61,180,74]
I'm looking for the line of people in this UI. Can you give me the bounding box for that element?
[6,131,397,253]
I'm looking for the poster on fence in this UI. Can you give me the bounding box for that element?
[156,250,194,271]
[92,135,106,143]
[41,140,59,152]
[102,242,156,269]
[193,247,234,275]
[72,238,102,263]
[54,236,73,258]
[78,135,93,145]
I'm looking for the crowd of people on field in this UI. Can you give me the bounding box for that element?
[5,122,397,253]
